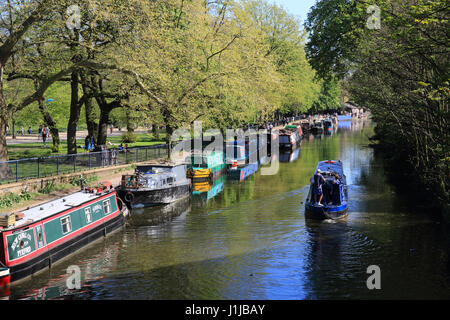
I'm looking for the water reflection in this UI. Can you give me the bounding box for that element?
[8,120,450,300]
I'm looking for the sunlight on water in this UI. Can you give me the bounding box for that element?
[9,120,450,300]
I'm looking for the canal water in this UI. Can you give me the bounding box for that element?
[8,120,450,300]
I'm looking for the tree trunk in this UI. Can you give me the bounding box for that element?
[96,100,121,147]
[152,123,160,140]
[11,117,16,140]
[80,72,98,143]
[0,63,9,163]
[84,96,98,144]
[125,107,135,133]
[67,70,81,154]
[97,106,112,147]
[38,97,60,152]
[0,104,12,179]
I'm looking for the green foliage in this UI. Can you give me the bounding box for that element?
[69,174,98,186]
[121,132,137,144]
[305,0,449,210]
[0,190,33,209]
[38,181,57,194]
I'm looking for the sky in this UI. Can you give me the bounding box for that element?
[270,0,317,22]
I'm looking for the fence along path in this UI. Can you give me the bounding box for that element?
[0,144,169,185]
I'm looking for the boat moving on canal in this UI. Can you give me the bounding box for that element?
[305,160,348,220]
[118,162,190,208]
[0,184,129,288]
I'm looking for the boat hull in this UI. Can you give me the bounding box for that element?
[305,203,348,220]
[228,162,259,182]
[6,206,127,284]
[118,183,190,208]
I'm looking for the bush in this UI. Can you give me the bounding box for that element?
[121,132,137,144]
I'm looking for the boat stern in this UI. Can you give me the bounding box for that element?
[187,168,212,181]
[305,202,348,220]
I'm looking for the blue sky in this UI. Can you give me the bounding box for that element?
[270,0,317,22]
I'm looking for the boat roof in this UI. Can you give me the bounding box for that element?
[11,191,112,229]
[316,160,344,175]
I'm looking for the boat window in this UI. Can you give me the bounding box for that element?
[167,177,174,184]
[85,207,92,223]
[103,199,112,215]
[61,216,72,234]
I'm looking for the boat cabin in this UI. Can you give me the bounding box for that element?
[121,164,187,190]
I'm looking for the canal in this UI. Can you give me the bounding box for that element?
[9,120,450,300]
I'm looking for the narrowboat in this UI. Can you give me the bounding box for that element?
[228,161,259,182]
[186,151,227,182]
[305,160,348,220]
[0,183,129,288]
[278,127,301,151]
[285,125,303,137]
[323,119,333,133]
[311,120,324,134]
[337,114,352,121]
[225,139,258,168]
[300,120,312,134]
[118,162,190,208]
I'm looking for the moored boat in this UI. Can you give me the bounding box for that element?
[278,126,302,151]
[118,162,190,208]
[186,151,227,182]
[337,114,352,121]
[323,119,333,133]
[228,161,259,182]
[225,139,258,168]
[311,120,324,134]
[305,160,348,220]
[0,183,129,288]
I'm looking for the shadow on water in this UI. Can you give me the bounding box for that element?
[8,119,450,300]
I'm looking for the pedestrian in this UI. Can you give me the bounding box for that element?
[85,135,90,150]
[38,124,42,140]
[42,126,47,146]
[20,127,24,135]
[28,126,32,135]
[45,126,50,138]
[109,123,113,135]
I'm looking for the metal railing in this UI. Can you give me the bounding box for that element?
[0,144,169,185]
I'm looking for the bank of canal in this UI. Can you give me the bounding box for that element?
[9,120,450,299]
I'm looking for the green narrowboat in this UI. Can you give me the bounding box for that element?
[186,151,227,182]
[0,182,129,290]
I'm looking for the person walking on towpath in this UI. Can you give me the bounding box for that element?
[42,126,47,147]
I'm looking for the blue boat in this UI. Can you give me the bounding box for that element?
[337,114,352,121]
[228,162,259,182]
[305,160,348,220]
